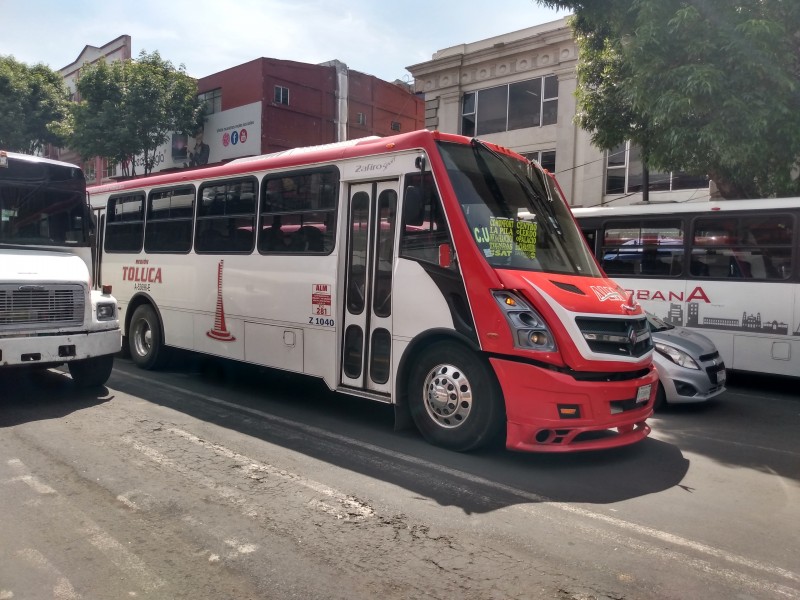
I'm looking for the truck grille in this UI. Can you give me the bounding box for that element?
[0,284,84,330]
[575,316,652,358]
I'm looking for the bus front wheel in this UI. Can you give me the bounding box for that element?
[408,341,504,451]
[129,305,168,370]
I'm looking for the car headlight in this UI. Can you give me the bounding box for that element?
[492,291,556,352]
[654,342,699,369]
[96,302,117,321]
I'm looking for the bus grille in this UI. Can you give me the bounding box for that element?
[575,316,652,358]
[0,284,85,330]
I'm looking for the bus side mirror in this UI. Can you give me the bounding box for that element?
[438,243,452,269]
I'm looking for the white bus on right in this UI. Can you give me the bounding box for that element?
[574,198,799,378]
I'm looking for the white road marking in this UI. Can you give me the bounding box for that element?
[16,548,81,600]
[4,458,166,594]
[116,369,800,595]
[169,426,374,521]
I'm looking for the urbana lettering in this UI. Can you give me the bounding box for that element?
[122,266,163,283]
[631,286,710,303]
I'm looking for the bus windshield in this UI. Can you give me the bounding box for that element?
[437,140,600,277]
[0,154,89,247]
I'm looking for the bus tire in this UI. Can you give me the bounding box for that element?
[128,305,168,370]
[408,341,504,451]
[68,354,114,388]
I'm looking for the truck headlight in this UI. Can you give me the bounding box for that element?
[654,342,699,369]
[96,302,117,321]
[492,291,556,352]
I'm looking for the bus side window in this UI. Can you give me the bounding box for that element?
[399,172,453,268]
[258,168,339,255]
[195,178,256,254]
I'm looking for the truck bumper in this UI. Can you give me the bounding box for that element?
[0,328,121,367]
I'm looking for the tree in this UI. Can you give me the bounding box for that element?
[0,56,71,154]
[535,1,800,199]
[71,50,205,176]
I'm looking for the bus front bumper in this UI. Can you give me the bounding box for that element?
[489,358,657,453]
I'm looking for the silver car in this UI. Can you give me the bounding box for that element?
[647,312,727,410]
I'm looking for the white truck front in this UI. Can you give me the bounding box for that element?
[0,150,121,388]
[0,247,121,387]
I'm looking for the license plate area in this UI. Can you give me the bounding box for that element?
[610,384,652,414]
[636,383,652,404]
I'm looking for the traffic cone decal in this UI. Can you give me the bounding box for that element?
[207,259,236,341]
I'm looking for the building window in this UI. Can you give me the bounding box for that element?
[198,88,222,114]
[605,142,708,195]
[390,121,401,132]
[274,85,289,105]
[102,158,116,179]
[461,75,558,136]
[356,112,366,126]
[523,150,556,174]
[84,160,96,184]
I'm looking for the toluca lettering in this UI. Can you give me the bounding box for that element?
[122,266,163,283]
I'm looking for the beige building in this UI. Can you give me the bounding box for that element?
[407,18,708,207]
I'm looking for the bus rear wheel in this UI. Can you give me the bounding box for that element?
[408,341,504,451]
[128,305,168,370]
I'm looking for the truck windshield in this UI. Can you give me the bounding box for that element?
[437,140,600,277]
[0,156,89,247]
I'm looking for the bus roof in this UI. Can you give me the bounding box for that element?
[572,197,800,219]
[86,130,526,196]
[1,150,80,170]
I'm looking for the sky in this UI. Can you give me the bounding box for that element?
[0,0,571,83]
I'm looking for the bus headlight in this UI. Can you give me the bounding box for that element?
[493,291,556,352]
[96,302,117,321]
[654,342,699,369]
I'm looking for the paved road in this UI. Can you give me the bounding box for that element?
[1,359,798,599]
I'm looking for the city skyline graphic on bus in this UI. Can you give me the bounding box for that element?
[662,302,798,336]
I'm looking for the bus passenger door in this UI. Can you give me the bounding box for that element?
[340,181,398,396]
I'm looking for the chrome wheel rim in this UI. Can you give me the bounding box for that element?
[422,363,472,429]
[133,320,152,358]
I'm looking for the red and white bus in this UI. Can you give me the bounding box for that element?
[89,130,656,452]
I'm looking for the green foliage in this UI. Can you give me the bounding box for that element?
[0,56,71,153]
[535,0,800,198]
[71,50,205,176]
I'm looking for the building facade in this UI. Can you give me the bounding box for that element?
[407,18,708,207]
[193,57,425,162]
[54,35,132,184]
[54,39,424,185]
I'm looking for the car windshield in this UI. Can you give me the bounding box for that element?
[646,312,674,332]
[437,140,601,276]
